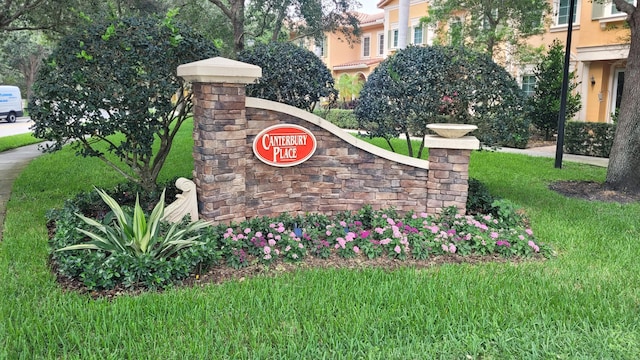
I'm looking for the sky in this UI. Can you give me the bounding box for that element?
[357,1,383,14]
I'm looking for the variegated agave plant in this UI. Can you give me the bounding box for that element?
[57,188,210,259]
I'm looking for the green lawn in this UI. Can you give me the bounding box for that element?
[0,132,43,152]
[1,121,639,358]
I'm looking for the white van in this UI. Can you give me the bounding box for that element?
[0,85,24,123]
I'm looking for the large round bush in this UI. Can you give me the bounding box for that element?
[238,42,337,112]
[356,45,529,150]
[30,16,219,191]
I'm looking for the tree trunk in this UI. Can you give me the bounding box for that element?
[605,5,640,192]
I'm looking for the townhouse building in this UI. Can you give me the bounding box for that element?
[309,0,632,123]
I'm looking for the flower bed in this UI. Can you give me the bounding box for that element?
[48,184,553,293]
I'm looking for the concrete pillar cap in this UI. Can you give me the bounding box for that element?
[178,57,262,84]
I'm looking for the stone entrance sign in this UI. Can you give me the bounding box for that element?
[178,57,479,224]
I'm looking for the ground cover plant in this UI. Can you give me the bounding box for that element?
[2,121,640,357]
[49,188,549,291]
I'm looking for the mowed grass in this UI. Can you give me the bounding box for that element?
[1,119,640,358]
[0,132,43,152]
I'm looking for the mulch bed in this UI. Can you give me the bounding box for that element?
[548,180,640,203]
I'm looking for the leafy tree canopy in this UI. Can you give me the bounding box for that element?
[30,14,219,191]
[422,0,550,62]
[209,0,361,55]
[239,41,337,112]
[355,45,528,157]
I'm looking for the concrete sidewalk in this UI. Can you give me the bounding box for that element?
[496,145,609,168]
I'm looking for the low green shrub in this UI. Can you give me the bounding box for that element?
[564,121,615,157]
[48,182,552,291]
[314,109,359,129]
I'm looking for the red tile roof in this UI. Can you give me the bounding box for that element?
[333,58,383,70]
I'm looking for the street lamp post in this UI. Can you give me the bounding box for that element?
[555,0,577,169]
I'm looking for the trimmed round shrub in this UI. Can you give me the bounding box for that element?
[30,16,219,191]
[356,45,529,149]
[239,42,338,112]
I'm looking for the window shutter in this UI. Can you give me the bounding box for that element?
[388,30,392,48]
[592,1,604,19]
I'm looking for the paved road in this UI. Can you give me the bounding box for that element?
[0,117,34,138]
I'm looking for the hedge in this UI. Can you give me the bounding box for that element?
[564,121,615,158]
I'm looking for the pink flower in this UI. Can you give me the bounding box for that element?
[375,227,385,235]
[269,223,276,228]
[255,231,263,237]
[339,221,347,227]
[449,244,457,253]
[292,254,298,259]
[394,245,402,254]
[326,230,332,236]
[420,212,428,218]
[412,214,418,219]
[360,230,370,239]
[353,246,360,254]
[277,226,285,233]
[298,243,304,249]
[264,254,272,260]
[337,237,346,249]
[387,218,396,226]
[268,239,276,246]
[441,244,449,252]
[490,232,499,239]
[526,228,533,236]
[263,246,271,255]
[380,238,391,245]
[528,240,540,252]
[244,228,251,234]
[285,246,291,252]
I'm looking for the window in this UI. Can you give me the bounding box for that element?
[521,75,536,97]
[362,35,371,57]
[554,0,577,26]
[413,26,423,45]
[315,37,326,57]
[392,28,399,48]
[378,32,385,56]
[610,0,635,16]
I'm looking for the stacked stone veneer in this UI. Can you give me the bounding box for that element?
[178,57,479,224]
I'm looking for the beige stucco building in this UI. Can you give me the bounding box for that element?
[521,0,631,123]
[307,0,632,124]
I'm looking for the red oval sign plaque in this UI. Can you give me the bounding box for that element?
[253,124,317,167]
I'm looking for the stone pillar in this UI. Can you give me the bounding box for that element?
[424,135,479,215]
[177,57,262,224]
